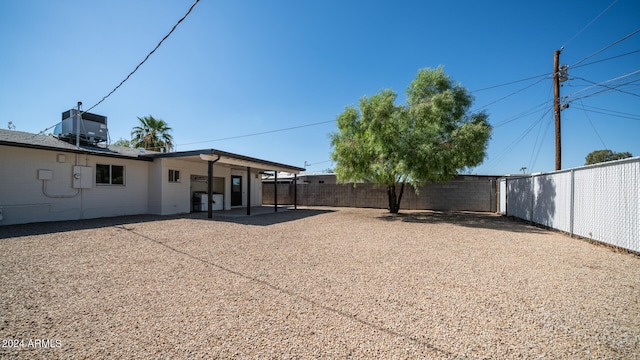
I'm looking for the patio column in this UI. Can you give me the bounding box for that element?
[294,174,297,210]
[207,160,213,219]
[247,167,251,216]
[274,171,278,212]
[200,153,220,219]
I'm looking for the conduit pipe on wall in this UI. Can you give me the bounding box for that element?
[42,179,80,199]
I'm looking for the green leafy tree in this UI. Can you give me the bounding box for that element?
[585,149,632,165]
[131,115,174,152]
[112,138,132,147]
[330,67,491,213]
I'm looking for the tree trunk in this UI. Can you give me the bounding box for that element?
[387,185,397,213]
[387,183,404,214]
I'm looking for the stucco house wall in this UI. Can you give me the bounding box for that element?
[0,129,304,226]
[0,145,150,225]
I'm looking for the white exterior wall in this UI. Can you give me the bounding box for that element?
[230,168,263,208]
[144,159,264,214]
[0,145,150,226]
[0,145,272,225]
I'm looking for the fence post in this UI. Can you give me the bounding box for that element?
[569,169,575,238]
[530,174,535,222]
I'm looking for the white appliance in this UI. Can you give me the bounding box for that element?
[195,193,223,211]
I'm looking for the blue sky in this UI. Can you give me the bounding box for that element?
[1,0,638,175]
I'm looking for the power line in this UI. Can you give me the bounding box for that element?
[527,83,555,171]
[529,116,553,172]
[570,75,640,99]
[177,119,335,147]
[469,73,550,93]
[472,77,549,111]
[571,49,640,69]
[579,99,608,149]
[575,104,640,121]
[479,108,551,174]
[565,69,640,100]
[84,0,201,114]
[571,28,640,67]
[562,0,618,48]
[492,99,553,128]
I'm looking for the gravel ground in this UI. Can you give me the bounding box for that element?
[0,207,639,359]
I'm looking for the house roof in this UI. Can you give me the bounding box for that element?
[0,129,153,160]
[0,129,306,173]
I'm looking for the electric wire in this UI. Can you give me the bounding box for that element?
[470,72,550,93]
[571,28,640,67]
[478,108,551,174]
[177,119,335,147]
[569,78,640,102]
[562,0,618,48]
[571,49,640,69]
[472,77,549,111]
[575,104,640,121]
[491,99,553,128]
[564,69,640,100]
[305,160,333,167]
[570,75,640,99]
[579,99,608,149]
[527,83,554,171]
[529,116,553,172]
[527,113,548,171]
[83,0,201,114]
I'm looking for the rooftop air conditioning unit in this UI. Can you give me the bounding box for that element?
[54,109,108,145]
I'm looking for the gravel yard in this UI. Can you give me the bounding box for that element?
[1,207,639,359]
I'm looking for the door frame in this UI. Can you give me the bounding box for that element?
[231,175,242,207]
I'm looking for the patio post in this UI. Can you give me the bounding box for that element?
[247,167,251,216]
[294,174,297,210]
[274,171,278,212]
[207,160,213,219]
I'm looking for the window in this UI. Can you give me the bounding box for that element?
[96,164,125,185]
[168,169,180,183]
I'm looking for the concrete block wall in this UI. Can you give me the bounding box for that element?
[263,177,498,212]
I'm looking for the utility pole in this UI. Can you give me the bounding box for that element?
[553,50,562,171]
[553,49,568,171]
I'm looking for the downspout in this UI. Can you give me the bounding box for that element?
[207,154,221,219]
[294,174,297,210]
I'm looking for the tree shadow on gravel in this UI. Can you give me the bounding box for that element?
[378,210,549,234]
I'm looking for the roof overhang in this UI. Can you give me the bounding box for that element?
[144,149,305,174]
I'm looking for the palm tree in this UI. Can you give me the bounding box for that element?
[131,115,174,152]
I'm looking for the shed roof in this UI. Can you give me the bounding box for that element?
[145,149,306,173]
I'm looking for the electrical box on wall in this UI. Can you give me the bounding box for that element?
[72,166,93,189]
[37,169,53,180]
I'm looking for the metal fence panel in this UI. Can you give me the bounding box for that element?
[501,157,640,253]
[506,177,533,221]
[498,178,507,214]
[572,160,639,252]
[532,172,572,231]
